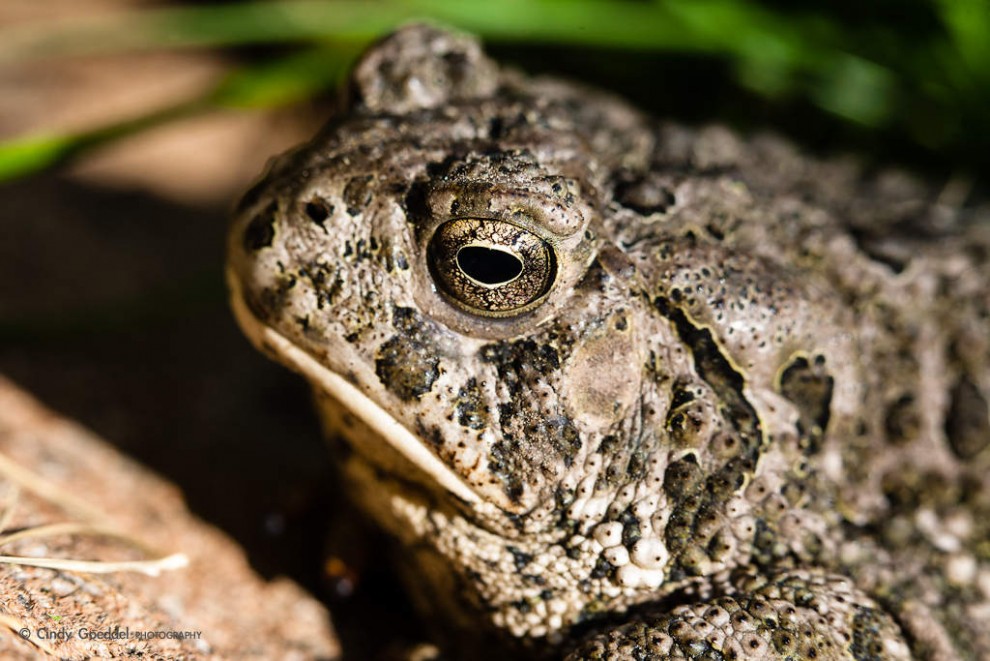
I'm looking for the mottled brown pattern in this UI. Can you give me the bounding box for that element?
[228,25,990,660]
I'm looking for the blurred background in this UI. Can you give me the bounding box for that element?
[1,0,987,657]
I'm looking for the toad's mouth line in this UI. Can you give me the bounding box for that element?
[227,269,483,507]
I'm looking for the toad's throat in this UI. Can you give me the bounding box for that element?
[227,269,483,507]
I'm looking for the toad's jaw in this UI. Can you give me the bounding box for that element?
[227,269,483,507]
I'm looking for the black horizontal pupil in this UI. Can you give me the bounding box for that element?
[457,246,523,285]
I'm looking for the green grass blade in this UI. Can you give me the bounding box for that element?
[0,46,357,181]
[1,0,987,179]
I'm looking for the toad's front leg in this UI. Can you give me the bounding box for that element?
[565,569,911,660]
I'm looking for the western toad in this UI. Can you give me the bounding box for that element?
[227,25,990,659]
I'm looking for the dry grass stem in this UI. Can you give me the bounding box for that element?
[0,553,189,577]
[0,452,188,577]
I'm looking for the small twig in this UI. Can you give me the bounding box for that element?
[0,452,188,577]
[0,452,109,524]
[0,522,160,556]
[0,553,189,577]
[0,484,21,533]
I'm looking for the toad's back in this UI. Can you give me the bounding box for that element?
[227,25,990,659]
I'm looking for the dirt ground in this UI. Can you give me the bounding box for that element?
[0,376,340,659]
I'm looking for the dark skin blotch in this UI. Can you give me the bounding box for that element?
[481,338,581,500]
[654,296,762,452]
[507,546,533,571]
[884,394,920,446]
[779,355,834,454]
[375,335,439,400]
[614,176,676,215]
[343,175,374,216]
[663,454,704,499]
[374,306,441,401]
[488,438,525,503]
[946,375,990,459]
[243,201,277,251]
[298,262,342,310]
[850,607,891,661]
[456,378,489,430]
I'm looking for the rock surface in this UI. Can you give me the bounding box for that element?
[0,375,339,660]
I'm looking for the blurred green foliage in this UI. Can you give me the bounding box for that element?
[1,0,988,181]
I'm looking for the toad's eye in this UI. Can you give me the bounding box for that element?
[427,218,557,317]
